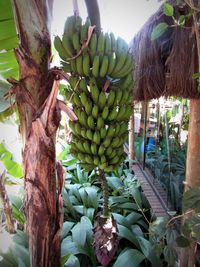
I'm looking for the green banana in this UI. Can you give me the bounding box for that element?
[116,56,133,80]
[61,61,71,72]
[116,106,126,120]
[107,52,116,75]
[112,50,127,76]
[122,105,133,120]
[91,143,98,155]
[80,128,87,139]
[106,124,115,138]
[98,145,105,156]
[85,100,93,115]
[113,123,121,136]
[102,106,109,120]
[80,92,88,106]
[68,75,79,89]
[104,32,112,54]
[79,111,88,127]
[97,117,104,130]
[98,91,107,110]
[110,32,116,52]
[108,149,117,159]
[63,16,76,37]
[107,90,115,107]
[107,107,118,121]
[69,120,76,133]
[92,55,100,77]
[89,33,97,55]
[100,155,107,164]
[99,55,109,77]
[94,156,100,165]
[83,141,91,154]
[74,16,82,32]
[105,147,112,157]
[113,90,123,106]
[120,91,130,105]
[109,155,120,165]
[110,137,120,148]
[79,78,88,93]
[54,36,69,60]
[82,53,90,76]
[93,131,101,145]
[92,105,99,119]
[76,55,84,76]
[97,32,105,54]
[62,34,74,58]
[75,122,82,135]
[85,155,94,164]
[86,129,93,140]
[100,128,107,139]
[76,141,85,153]
[102,137,111,148]
[118,124,128,135]
[72,31,81,52]
[114,63,133,78]
[72,93,81,106]
[78,153,85,161]
[90,79,99,104]
[116,36,128,52]
[70,59,77,73]
[80,17,91,44]
[99,162,108,170]
[87,115,95,130]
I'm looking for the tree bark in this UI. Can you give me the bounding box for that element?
[180,2,200,266]
[11,1,63,266]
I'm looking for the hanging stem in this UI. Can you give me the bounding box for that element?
[99,170,109,217]
[72,0,79,17]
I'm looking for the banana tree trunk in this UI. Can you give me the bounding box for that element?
[11,1,63,266]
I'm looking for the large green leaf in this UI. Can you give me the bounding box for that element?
[71,222,87,247]
[151,22,168,41]
[118,225,140,248]
[11,243,30,267]
[61,222,75,240]
[0,0,19,115]
[0,143,23,178]
[163,3,174,17]
[113,249,145,267]
[0,0,13,20]
[137,237,162,267]
[64,255,80,267]
[182,188,200,212]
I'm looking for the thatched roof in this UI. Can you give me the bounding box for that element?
[130,0,199,101]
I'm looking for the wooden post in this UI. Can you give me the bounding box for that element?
[129,112,135,162]
[180,2,200,266]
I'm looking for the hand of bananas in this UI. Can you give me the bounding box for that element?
[54,15,134,172]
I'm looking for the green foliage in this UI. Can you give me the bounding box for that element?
[0,0,19,81]
[163,3,174,17]
[59,151,174,266]
[146,141,186,212]
[0,143,23,178]
[151,22,168,41]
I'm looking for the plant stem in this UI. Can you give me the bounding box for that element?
[99,170,109,217]
[0,172,16,233]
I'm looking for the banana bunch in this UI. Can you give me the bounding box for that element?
[54,15,134,79]
[55,15,134,172]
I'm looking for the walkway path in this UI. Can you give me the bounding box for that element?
[132,163,170,217]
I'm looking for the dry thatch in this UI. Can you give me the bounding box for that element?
[130,0,199,101]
